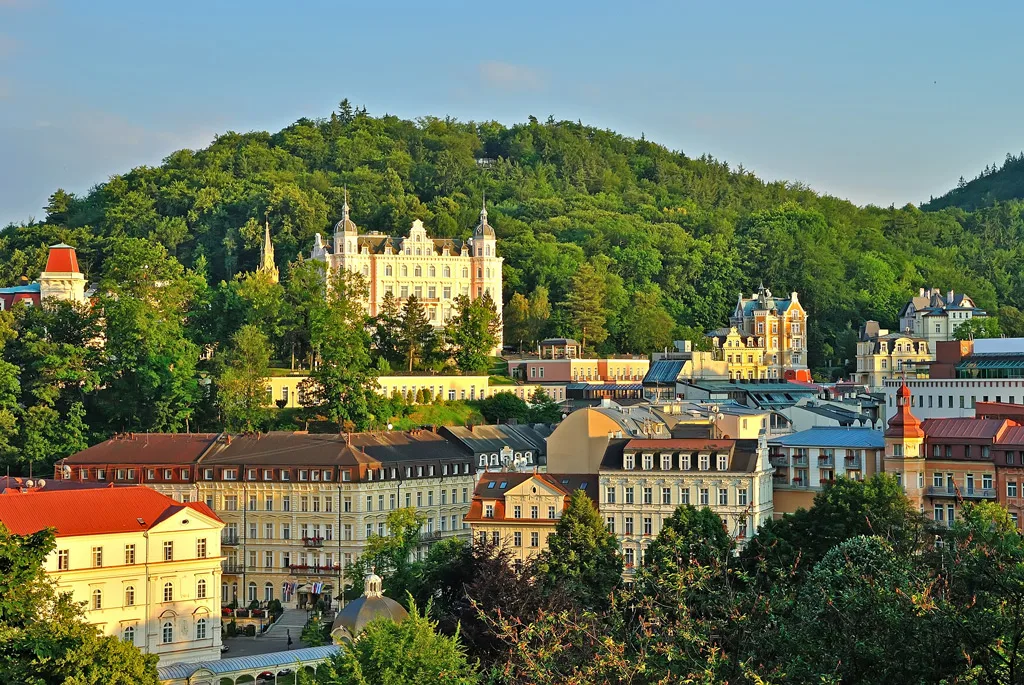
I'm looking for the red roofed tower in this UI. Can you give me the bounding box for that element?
[884,382,926,507]
[39,243,86,304]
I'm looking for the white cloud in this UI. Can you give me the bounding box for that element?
[478,61,546,92]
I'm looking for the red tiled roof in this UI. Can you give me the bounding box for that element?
[0,486,222,537]
[625,438,734,451]
[44,244,80,273]
[923,418,1008,440]
[62,433,220,465]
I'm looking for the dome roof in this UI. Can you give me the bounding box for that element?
[475,199,495,239]
[330,573,408,643]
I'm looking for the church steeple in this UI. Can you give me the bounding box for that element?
[258,218,279,283]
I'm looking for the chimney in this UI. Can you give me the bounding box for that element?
[790,291,798,302]
[919,287,925,297]
[948,290,954,304]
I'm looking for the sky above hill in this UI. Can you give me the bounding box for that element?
[2,0,1023,226]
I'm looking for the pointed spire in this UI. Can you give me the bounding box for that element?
[258,216,279,283]
[481,190,487,220]
[343,185,350,221]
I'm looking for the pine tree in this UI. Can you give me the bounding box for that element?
[564,263,608,352]
[372,291,403,367]
[503,292,531,353]
[400,295,434,372]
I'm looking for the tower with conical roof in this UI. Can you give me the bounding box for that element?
[257,219,279,283]
[39,242,87,303]
[884,381,926,507]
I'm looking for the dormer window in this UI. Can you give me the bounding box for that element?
[661,455,671,470]
[642,454,653,470]
[699,454,710,471]
[717,454,728,470]
[624,454,635,470]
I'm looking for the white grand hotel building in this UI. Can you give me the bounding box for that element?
[311,199,503,343]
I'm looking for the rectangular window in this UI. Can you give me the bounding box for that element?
[662,487,672,505]
[282,496,291,512]
[624,454,635,470]
[196,538,207,559]
[57,549,69,570]
[530,505,538,519]
[513,531,522,546]
[661,454,671,470]
[718,488,728,506]
[163,541,173,561]
[700,488,709,506]
[124,544,135,565]
[1009,482,1019,498]
[606,486,616,504]
[680,487,690,505]
[643,517,652,535]
[738,488,748,506]
[513,505,521,519]
[548,505,556,519]
[643,487,653,505]
[625,516,634,535]
[625,487,634,504]
[92,547,103,568]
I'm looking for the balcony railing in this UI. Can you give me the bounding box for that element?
[926,486,996,499]
[769,455,789,467]
[222,562,244,574]
[288,564,341,576]
[844,456,863,469]
[792,456,809,467]
[221,534,240,546]
[302,536,325,548]
[817,455,834,467]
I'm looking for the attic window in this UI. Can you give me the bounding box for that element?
[341,471,350,482]
[561,479,569,485]
[487,481,496,489]
[499,481,508,489]
[580,482,588,490]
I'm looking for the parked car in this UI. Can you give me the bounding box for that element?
[220,644,230,654]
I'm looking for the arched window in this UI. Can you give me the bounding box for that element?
[429,266,436,277]
[414,265,422,277]
[461,267,468,278]
[196,579,206,599]
[231,582,238,601]
[248,581,257,602]
[196,618,207,640]
[401,265,408,277]
[416,247,422,256]
[477,268,483,278]
[123,626,135,644]
[385,265,393,277]
[362,265,369,277]
[485,246,491,257]
[264,582,274,602]
[221,582,228,600]
[443,266,450,278]
[92,589,102,610]
[124,586,135,607]
[162,622,173,644]
[163,582,173,602]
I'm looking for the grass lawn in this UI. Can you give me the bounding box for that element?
[390,401,484,430]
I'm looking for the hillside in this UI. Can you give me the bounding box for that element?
[923,152,1024,211]
[4,103,1024,369]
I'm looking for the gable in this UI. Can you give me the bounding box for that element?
[504,476,564,500]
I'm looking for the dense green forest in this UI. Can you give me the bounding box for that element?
[924,151,1024,211]
[4,101,1024,471]
[6,102,1024,363]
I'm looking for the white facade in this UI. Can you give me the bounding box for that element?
[881,378,1024,424]
[311,200,502,344]
[898,288,986,348]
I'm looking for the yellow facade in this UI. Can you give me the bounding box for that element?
[150,475,475,608]
[711,287,809,379]
[466,475,580,568]
[43,508,223,665]
[264,373,564,409]
[856,329,930,389]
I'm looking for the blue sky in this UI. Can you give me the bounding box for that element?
[2,0,1023,225]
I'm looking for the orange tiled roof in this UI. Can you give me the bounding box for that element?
[0,486,221,537]
[44,244,80,273]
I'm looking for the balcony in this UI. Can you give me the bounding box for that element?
[817,455,834,467]
[963,488,997,500]
[221,533,240,546]
[222,561,244,574]
[302,536,325,548]
[844,455,863,469]
[792,456,809,467]
[769,454,789,468]
[288,564,341,576]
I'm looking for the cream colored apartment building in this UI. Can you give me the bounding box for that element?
[58,431,476,609]
[311,199,502,345]
[464,472,597,569]
[0,484,224,666]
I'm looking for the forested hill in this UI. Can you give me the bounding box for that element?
[4,103,1024,370]
[923,152,1024,211]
